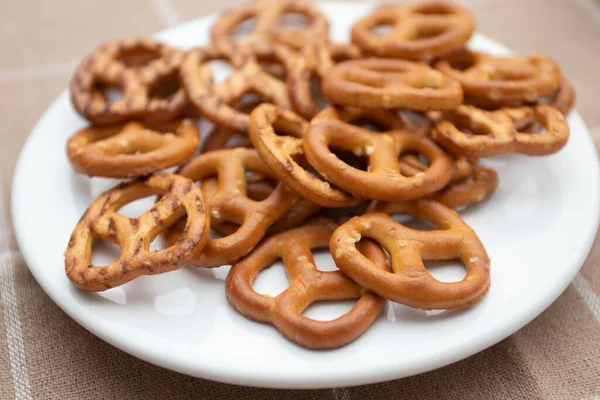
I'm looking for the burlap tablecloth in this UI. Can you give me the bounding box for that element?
[1,0,599,398]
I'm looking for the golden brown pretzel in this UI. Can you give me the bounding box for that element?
[547,75,576,115]
[226,220,388,349]
[331,199,490,310]
[288,42,362,119]
[351,0,476,60]
[70,37,187,125]
[64,173,210,292]
[432,104,570,157]
[67,119,199,178]
[211,0,329,51]
[249,103,361,208]
[164,148,300,267]
[304,106,454,201]
[180,41,292,133]
[322,58,463,110]
[435,49,561,107]
[433,167,498,209]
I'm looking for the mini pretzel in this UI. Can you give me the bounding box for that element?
[70,37,187,125]
[249,104,361,208]
[435,49,561,107]
[351,0,476,60]
[288,42,362,119]
[322,58,463,110]
[331,199,490,310]
[64,173,210,292]
[304,106,454,201]
[432,104,570,157]
[226,221,388,349]
[67,119,199,178]
[399,152,475,183]
[180,41,292,133]
[164,148,300,267]
[211,0,329,51]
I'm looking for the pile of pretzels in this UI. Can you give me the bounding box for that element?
[63,0,573,349]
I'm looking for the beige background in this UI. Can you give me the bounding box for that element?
[1,0,600,399]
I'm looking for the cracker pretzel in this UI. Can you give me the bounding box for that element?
[67,119,199,178]
[304,106,454,201]
[226,220,388,349]
[164,148,301,267]
[435,49,561,107]
[351,0,476,60]
[322,58,463,110]
[70,37,187,125]
[211,0,329,51]
[432,104,570,157]
[64,173,211,292]
[331,199,490,310]
[180,41,292,133]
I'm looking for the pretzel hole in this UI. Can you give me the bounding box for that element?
[372,23,393,36]
[208,59,234,83]
[350,118,389,132]
[412,5,454,16]
[148,70,181,99]
[312,248,339,272]
[279,12,310,29]
[310,75,330,109]
[329,147,370,172]
[117,195,157,219]
[261,61,288,80]
[92,80,123,103]
[445,51,476,72]
[233,93,263,114]
[424,259,466,283]
[392,215,438,231]
[230,17,256,42]
[90,237,121,267]
[414,25,448,40]
[302,300,356,321]
[116,47,162,69]
[252,260,290,296]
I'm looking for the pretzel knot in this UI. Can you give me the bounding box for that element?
[64,173,211,292]
[322,58,463,110]
[67,119,199,178]
[304,106,454,201]
[226,221,388,349]
[211,0,329,51]
[433,104,570,157]
[249,104,362,208]
[164,148,302,267]
[331,199,490,310]
[288,42,362,119]
[181,41,292,133]
[435,49,561,107]
[70,37,187,125]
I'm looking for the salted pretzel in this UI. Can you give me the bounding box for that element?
[331,199,490,309]
[288,42,362,119]
[226,220,388,349]
[70,37,187,125]
[351,0,476,60]
[322,58,463,110]
[164,148,301,267]
[64,173,210,292]
[435,49,561,107]
[432,104,570,157]
[211,0,329,51]
[180,41,292,133]
[249,104,361,208]
[67,119,199,178]
[303,106,454,201]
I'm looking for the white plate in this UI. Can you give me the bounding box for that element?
[11,2,600,389]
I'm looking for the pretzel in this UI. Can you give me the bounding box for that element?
[70,37,187,125]
[351,0,476,61]
[399,152,475,183]
[164,148,300,267]
[211,0,329,51]
[288,42,362,119]
[432,104,570,157]
[180,41,292,133]
[322,58,463,110]
[303,106,454,201]
[545,75,576,115]
[249,104,361,208]
[64,173,210,292]
[331,199,490,309]
[226,220,388,349]
[435,49,561,107]
[67,119,199,178]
